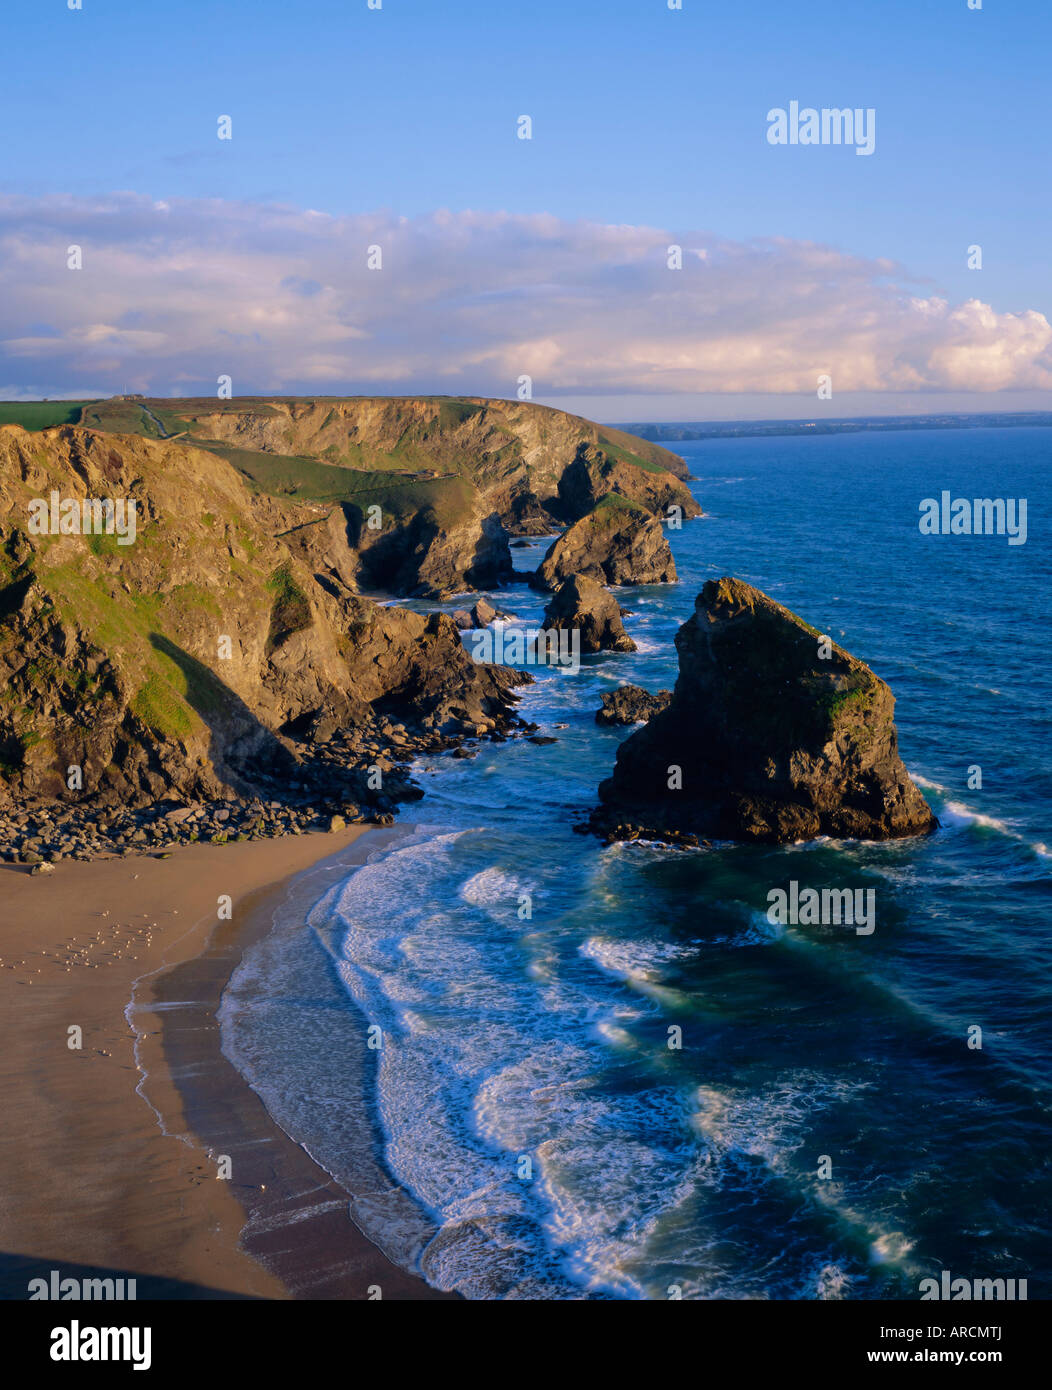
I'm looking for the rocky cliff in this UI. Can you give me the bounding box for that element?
[0,424,527,820]
[76,396,699,597]
[592,577,936,845]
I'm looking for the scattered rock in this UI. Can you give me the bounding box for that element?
[471,597,497,626]
[595,685,673,726]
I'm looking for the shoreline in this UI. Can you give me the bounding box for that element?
[0,828,452,1301]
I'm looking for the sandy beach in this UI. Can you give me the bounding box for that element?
[0,829,451,1301]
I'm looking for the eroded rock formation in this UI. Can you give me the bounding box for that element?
[530,496,677,591]
[542,574,636,654]
[0,424,527,814]
[592,577,936,844]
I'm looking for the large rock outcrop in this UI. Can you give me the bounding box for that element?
[593,577,936,844]
[530,496,677,591]
[348,492,512,598]
[253,479,511,601]
[542,575,636,654]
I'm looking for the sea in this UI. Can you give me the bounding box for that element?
[219,426,1051,1300]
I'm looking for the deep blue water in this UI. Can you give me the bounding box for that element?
[223,427,1051,1299]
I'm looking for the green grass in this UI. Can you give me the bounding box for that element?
[819,682,878,721]
[591,493,651,520]
[0,401,97,431]
[77,400,196,439]
[86,531,125,558]
[131,672,195,738]
[265,564,312,654]
[207,441,478,526]
[438,399,484,430]
[204,444,375,500]
[597,424,684,474]
[78,401,152,435]
[23,548,234,739]
[596,434,667,474]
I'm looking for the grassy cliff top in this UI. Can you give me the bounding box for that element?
[65,394,686,480]
[2,396,692,538]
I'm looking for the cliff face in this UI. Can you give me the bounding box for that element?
[76,396,699,594]
[552,446,700,525]
[530,496,677,590]
[594,577,936,844]
[0,425,526,811]
[248,482,512,600]
[349,490,512,597]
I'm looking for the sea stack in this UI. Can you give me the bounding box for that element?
[592,577,937,844]
[542,574,636,653]
[529,495,677,591]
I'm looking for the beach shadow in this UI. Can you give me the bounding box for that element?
[0,1253,257,1301]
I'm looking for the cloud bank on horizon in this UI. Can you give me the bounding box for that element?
[2,194,1050,407]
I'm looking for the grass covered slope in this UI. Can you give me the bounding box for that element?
[74,394,686,475]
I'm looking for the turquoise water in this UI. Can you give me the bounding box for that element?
[224,427,1051,1299]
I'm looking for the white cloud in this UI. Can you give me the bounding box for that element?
[0,193,1049,401]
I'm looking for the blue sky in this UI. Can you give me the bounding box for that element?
[1,0,1050,419]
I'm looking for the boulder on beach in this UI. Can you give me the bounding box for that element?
[592,577,937,844]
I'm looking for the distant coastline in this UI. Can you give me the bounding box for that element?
[615,412,1052,442]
